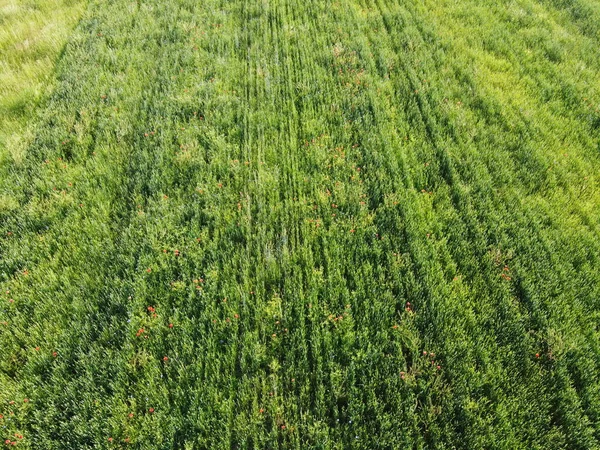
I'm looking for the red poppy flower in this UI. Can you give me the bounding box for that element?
[149,408,154,413]
[163,356,169,361]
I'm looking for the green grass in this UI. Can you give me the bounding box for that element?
[0,0,86,164]
[0,0,599,448]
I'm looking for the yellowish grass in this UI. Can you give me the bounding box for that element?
[0,0,86,163]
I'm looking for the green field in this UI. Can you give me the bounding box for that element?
[1,0,599,448]
[0,0,86,164]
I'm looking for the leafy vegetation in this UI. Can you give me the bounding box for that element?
[0,0,599,448]
[0,0,86,164]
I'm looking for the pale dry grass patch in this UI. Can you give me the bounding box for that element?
[0,0,86,160]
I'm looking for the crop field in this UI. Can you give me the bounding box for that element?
[1,0,599,448]
[0,0,86,164]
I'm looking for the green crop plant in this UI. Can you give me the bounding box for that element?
[0,0,86,166]
[0,0,598,448]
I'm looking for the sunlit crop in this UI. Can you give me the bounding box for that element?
[0,0,599,448]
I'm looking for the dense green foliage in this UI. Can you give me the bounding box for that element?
[0,0,86,164]
[1,0,599,448]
